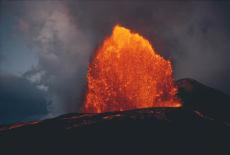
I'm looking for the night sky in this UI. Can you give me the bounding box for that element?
[1,0,230,124]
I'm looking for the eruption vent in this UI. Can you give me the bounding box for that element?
[84,25,181,113]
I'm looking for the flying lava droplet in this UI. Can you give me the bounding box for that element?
[83,25,181,113]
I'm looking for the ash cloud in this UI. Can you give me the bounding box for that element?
[12,1,230,117]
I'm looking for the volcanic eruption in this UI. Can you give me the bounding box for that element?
[84,25,181,113]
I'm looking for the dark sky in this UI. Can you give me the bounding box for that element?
[1,0,230,124]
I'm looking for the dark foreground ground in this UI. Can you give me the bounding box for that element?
[0,78,230,155]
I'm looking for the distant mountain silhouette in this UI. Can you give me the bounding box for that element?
[0,78,230,155]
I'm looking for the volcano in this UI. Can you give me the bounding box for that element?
[1,25,230,155]
[0,79,230,155]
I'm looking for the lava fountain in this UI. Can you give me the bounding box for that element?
[83,25,181,113]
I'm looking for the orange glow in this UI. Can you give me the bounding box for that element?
[84,25,181,113]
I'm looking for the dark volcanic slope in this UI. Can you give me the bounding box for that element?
[0,108,230,155]
[177,78,230,122]
[1,78,230,155]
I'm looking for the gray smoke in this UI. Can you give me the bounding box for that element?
[21,1,92,117]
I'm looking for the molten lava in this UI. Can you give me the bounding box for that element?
[84,25,181,113]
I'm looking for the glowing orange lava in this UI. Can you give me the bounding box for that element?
[84,25,181,113]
